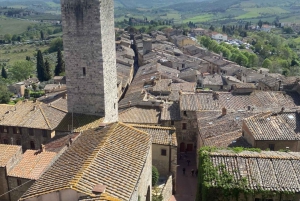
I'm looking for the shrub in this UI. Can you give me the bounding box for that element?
[152,166,159,186]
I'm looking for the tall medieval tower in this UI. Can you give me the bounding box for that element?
[60,0,118,122]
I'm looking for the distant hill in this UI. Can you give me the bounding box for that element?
[115,0,208,8]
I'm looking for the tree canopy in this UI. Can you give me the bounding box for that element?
[10,61,34,81]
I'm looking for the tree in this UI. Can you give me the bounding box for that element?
[40,30,44,40]
[36,50,45,81]
[248,54,259,67]
[222,25,226,33]
[55,49,65,76]
[0,85,11,104]
[24,89,30,99]
[258,19,263,28]
[48,38,63,53]
[44,59,51,81]
[262,58,272,69]
[4,34,12,43]
[209,25,215,31]
[32,83,37,91]
[152,166,159,186]
[10,61,35,81]
[1,66,7,79]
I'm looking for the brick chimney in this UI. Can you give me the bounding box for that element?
[222,107,227,116]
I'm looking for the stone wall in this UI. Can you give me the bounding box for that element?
[61,0,118,122]
[132,146,152,201]
[0,127,52,151]
[8,177,35,201]
[161,175,172,201]
[0,147,22,201]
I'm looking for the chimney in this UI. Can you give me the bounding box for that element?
[222,107,227,116]
[128,101,131,107]
[68,137,73,146]
[33,106,37,111]
[40,144,46,152]
[63,93,67,99]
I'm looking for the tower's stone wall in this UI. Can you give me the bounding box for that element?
[61,0,118,122]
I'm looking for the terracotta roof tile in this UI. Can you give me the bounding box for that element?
[8,150,57,180]
[131,124,177,146]
[0,144,21,167]
[207,150,300,192]
[119,107,160,124]
[180,91,300,112]
[0,101,67,130]
[244,112,300,140]
[20,123,151,201]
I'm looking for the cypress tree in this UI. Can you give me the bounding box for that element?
[1,66,7,79]
[36,50,45,81]
[44,59,51,81]
[55,49,65,76]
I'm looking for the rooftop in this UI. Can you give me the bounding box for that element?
[119,106,161,124]
[244,112,300,140]
[0,101,67,130]
[161,103,181,121]
[180,91,300,112]
[131,124,177,146]
[8,150,57,180]
[207,150,300,192]
[0,144,21,167]
[20,123,151,201]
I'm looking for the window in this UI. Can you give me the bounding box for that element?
[171,120,174,125]
[28,128,34,136]
[161,149,167,156]
[3,139,8,144]
[42,130,48,138]
[30,141,35,149]
[1,126,8,133]
[83,67,86,76]
[182,123,187,130]
[269,144,275,151]
[16,139,21,145]
[13,127,20,134]
[17,179,22,186]
[183,111,187,116]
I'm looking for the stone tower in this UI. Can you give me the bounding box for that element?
[61,0,118,122]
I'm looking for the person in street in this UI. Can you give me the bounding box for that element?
[191,169,194,176]
[187,159,190,166]
[182,167,186,175]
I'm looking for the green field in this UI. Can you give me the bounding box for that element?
[0,17,36,36]
[0,44,49,66]
[45,1,60,8]
[236,7,289,19]
[183,14,214,23]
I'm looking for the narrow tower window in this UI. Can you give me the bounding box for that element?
[83,67,86,76]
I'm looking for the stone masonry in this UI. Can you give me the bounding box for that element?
[61,0,118,122]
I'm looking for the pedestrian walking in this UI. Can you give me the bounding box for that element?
[187,159,190,166]
[191,169,194,176]
[182,167,186,175]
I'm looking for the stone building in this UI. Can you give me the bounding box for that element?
[199,150,300,201]
[243,111,300,151]
[61,0,118,122]
[0,145,22,201]
[20,123,152,201]
[0,101,67,151]
[7,150,57,201]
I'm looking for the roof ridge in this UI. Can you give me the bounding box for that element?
[129,123,175,130]
[120,122,151,135]
[49,104,68,113]
[210,151,300,160]
[69,123,119,195]
[38,105,51,129]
